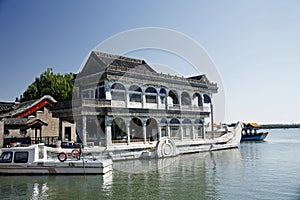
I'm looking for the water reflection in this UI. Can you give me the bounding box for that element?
[0,149,244,200]
[31,182,48,200]
[111,149,243,200]
[2,130,300,199]
[0,174,112,200]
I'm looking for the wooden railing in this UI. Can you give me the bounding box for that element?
[32,136,59,146]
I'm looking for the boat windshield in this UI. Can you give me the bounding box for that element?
[0,152,13,163]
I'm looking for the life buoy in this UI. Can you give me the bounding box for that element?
[71,149,81,159]
[57,152,67,162]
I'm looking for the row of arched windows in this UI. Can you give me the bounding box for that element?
[110,82,211,107]
[111,117,205,143]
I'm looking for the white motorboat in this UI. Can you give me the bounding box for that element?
[0,144,112,175]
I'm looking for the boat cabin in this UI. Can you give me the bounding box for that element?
[242,123,261,136]
[0,144,46,165]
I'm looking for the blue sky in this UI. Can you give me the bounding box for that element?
[1,0,300,123]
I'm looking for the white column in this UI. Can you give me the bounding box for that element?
[157,95,161,109]
[167,125,170,138]
[125,91,129,108]
[178,91,182,108]
[82,116,87,146]
[191,125,195,140]
[143,125,147,144]
[105,125,112,146]
[142,94,146,108]
[180,126,183,141]
[165,95,168,110]
[158,125,161,140]
[126,122,130,145]
[203,125,206,140]
[211,103,214,139]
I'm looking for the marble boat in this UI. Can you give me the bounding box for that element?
[74,121,244,160]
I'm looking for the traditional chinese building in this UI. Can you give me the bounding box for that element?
[0,95,76,147]
[58,51,219,158]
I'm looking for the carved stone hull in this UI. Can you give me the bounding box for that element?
[81,122,243,161]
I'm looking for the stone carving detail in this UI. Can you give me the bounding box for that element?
[156,137,178,158]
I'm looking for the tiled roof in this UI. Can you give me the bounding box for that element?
[187,75,204,80]
[0,95,57,118]
[4,117,48,127]
[78,51,156,78]
[0,102,15,113]
[4,118,28,126]
[11,95,56,117]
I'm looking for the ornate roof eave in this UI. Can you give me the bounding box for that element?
[106,74,218,94]
[10,95,57,118]
[75,52,218,94]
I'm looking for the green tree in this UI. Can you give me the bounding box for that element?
[20,68,75,102]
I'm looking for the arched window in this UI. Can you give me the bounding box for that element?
[203,94,211,104]
[195,119,204,139]
[168,90,179,107]
[129,85,142,102]
[111,83,125,90]
[146,118,158,141]
[181,92,191,106]
[192,93,203,107]
[182,119,192,139]
[160,88,167,94]
[130,117,143,142]
[170,118,180,140]
[145,87,157,103]
[159,88,167,104]
[111,118,126,142]
[111,83,126,101]
[160,118,168,137]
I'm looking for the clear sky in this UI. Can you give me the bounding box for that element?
[1,0,300,123]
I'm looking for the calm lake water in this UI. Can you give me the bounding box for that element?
[1,129,300,200]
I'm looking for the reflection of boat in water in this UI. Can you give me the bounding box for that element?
[241,123,268,141]
[113,151,209,174]
[113,146,244,175]
[0,172,113,199]
[0,144,112,175]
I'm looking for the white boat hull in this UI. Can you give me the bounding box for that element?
[0,165,112,175]
[0,144,113,175]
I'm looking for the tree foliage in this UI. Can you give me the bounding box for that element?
[20,68,75,102]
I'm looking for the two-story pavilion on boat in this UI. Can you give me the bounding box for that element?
[54,51,242,160]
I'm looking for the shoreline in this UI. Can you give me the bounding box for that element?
[260,124,300,129]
